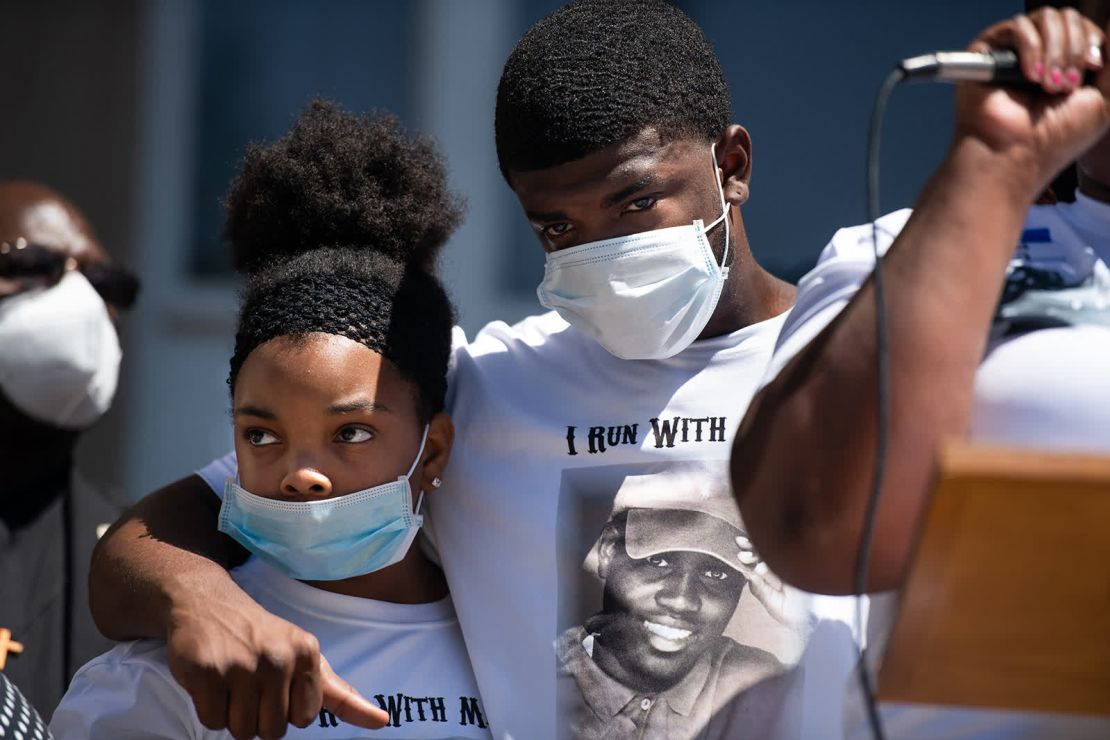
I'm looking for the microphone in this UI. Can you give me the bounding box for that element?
[899,49,1096,87]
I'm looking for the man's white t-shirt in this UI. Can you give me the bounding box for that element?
[764,197,1110,738]
[191,309,869,739]
[50,558,491,739]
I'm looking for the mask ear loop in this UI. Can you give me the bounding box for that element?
[405,425,431,516]
[706,143,733,277]
[404,425,431,480]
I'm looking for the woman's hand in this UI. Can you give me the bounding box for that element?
[953,7,1110,198]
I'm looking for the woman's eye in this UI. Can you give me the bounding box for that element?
[244,428,279,446]
[542,222,572,239]
[625,195,658,212]
[703,569,729,581]
[645,555,669,568]
[335,425,373,443]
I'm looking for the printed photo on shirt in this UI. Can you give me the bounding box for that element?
[554,461,806,739]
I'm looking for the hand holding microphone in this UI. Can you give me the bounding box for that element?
[942,5,1110,202]
[900,49,1097,88]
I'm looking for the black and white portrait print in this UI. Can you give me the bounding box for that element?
[555,461,806,740]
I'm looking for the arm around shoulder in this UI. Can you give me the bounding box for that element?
[89,474,248,641]
[51,644,207,739]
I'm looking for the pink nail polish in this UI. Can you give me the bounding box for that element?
[1050,67,1063,86]
[1066,68,1081,85]
[1034,62,1045,80]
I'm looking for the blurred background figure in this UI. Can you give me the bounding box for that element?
[0,181,139,715]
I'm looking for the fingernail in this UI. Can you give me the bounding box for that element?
[1050,66,1064,87]
[1066,67,1081,86]
[1034,61,1045,80]
[1089,44,1104,66]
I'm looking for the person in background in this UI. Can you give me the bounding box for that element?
[731,3,1110,736]
[0,181,138,715]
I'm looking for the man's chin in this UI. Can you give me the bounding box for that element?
[596,627,704,692]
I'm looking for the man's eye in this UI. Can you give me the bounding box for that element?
[625,195,658,212]
[335,425,373,443]
[645,555,669,568]
[703,568,729,581]
[244,428,279,446]
[542,222,572,239]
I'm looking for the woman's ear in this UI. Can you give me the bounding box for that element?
[418,412,454,493]
[715,124,753,207]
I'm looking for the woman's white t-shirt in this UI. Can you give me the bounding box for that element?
[50,558,491,739]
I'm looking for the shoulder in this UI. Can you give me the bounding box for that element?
[716,637,785,679]
[51,641,203,738]
[556,625,592,677]
[195,451,238,498]
[814,208,913,266]
[454,311,572,360]
[448,311,581,404]
[794,208,912,317]
[760,209,912,383]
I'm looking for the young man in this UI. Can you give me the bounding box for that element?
[89,2,815,738]
[556,467,785,738]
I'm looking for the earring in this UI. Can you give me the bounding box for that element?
[431,477,443,489]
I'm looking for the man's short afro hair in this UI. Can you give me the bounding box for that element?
[225,99,464,273]
[495,0,731,177]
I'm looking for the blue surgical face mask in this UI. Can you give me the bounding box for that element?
[218,427,429,581]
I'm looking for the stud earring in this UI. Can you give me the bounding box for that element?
[431,477,443,489]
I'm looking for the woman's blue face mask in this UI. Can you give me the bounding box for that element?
[218,426,428,581]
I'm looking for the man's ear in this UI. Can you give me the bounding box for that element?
[417,412,454,494]
[715,124,752,207]
[596,523,621,580]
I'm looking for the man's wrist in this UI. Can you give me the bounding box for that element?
[943,134,1045,206]
[163,559,244,635]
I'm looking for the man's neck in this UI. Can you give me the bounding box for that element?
[698,210,796,339]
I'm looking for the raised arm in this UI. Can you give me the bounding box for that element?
[732,8,1110,594]
[89,475,388,738]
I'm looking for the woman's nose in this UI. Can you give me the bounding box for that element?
[280,467,333,499]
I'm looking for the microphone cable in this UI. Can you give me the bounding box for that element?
[855,64,907,740]
[854,44,1073,740]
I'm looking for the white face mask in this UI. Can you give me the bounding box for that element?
[0,271,121,429]
[536,145,731,360]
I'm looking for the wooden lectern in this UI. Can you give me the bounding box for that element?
[878,442,1110,717]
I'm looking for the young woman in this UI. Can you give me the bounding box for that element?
[50,101,491,739]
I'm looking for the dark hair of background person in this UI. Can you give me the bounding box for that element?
[494,0,732,177]
[225,100,461,421]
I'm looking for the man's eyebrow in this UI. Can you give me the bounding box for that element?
[525,208,569,223]
[328,399,391,415]
[234,405,275,420]
[601,174,656,209]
